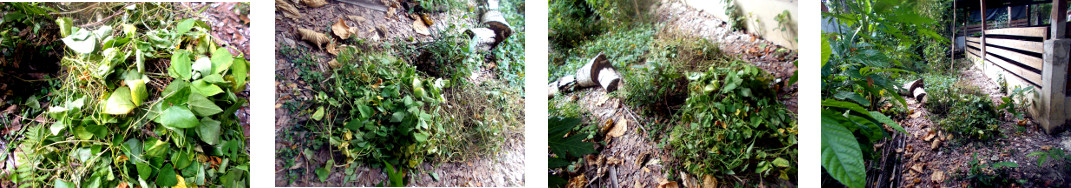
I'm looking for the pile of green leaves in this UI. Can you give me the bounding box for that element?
[668,61,796,182]
[547,116,596,188]
[931,93,1002,141]
[313,47,447,185]
[11,13,248,187]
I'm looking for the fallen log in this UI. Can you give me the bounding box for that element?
[597,68,620,93]
[481,10,512,48]
[548,75,577,98]
[464,28,497,51]
[576,53,611,87]
[913,87,928,105]
[901,78,924,96]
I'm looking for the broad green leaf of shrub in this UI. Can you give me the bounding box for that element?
[821,110,866,188]
[211,47,233,74]
[868,111,906,134]
[821,99,869,117]
[202,74,226,84]
[144,139,170,158]
[357,103,373,119]
[188,93,223,117]
[136,162,153,180]
[156,164,178,186]
[175,19,197,36]
[191,79,224,96]
[312,106,325,121]
[61,28,96,54]
[103,86,135,115]
[169,50,192,80]
[231,58,248,90]
[198,117,222,145]
[821,34,831,66]
[154,106,200,129]
[414,132,428,142]
[773,157,791,168]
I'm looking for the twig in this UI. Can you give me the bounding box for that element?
[76,3,137,28]
[609,166,620,188]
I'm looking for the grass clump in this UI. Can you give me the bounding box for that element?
[669,61,797,183]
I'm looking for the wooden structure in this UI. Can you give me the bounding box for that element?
[958,0,1070,133]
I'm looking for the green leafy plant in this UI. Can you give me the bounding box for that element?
[964,154,1019,186]
[1028,148,1070,167]
[722,0,746,30]
[12,9,249,187]
[669,61,797,182]
[547,116,596,188]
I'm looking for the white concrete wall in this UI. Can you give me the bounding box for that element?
[683,0,798,49]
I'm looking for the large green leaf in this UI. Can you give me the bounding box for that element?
[156,164,178,186]
[61,28,96,54]
[124,73,149,106]
[169,50,192,80]
[822,35,831,66]
[56,17,73,37]
[191,79,224,96]
[231,58,248,91]
[821,110,866,188]
[211,47,233,74]
[197,117,221,145]
[103,86,135,115]
[548,117,595,158]
[316,159,334,182]
[154,106,199,129]
[175,19,197,36]
[868,111,906,134]
[188,93,223,117]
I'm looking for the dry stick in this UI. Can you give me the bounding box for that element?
[76,3,137,28]
[609,166,620,188]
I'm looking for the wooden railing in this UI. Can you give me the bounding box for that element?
[965,19,1030,34]
[965,26,1048,88]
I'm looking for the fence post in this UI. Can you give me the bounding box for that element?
[1040,0,1069,133]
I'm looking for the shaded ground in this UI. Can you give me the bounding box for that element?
[556,0,798,187]
[889,67,1071,187]
[273,0,524,186]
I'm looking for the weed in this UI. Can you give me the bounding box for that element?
[670,61,796,183]
[963,153,1019,187]
[548,116,596,188]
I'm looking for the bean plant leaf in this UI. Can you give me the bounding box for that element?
[61,28,96,54]
[211,47,233,74]
[156,164,178,186]
[191,79,224,96]
[821,110,866,188]
[193,56,213,76]
[175,19,197,36]
[188,93,223,117]
[54,179,74,188]
[231,58,248,90]
[154,106,199,129]
[56,17,73,37]
[312,106,325,121]
[169,50,192,80]
[103,86,135,115]
[126,78,148,106]
[198,117,221,145]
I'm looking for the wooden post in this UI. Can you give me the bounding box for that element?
[981,0,987,64]
[1053,0,1067,39]
[952,1,957,72]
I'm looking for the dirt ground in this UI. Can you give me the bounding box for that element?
[889,66,1071,187]
[558,0,799,187]
[272,0,524,186]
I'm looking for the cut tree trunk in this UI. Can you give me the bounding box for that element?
[597,68,621,92]
[464,28,497,51]
[481,10,512,48]
[913,87,928,105]
[901,78,925,96]
[576,53,611,87]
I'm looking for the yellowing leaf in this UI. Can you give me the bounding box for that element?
[172,175,186,188]
[103,87,135,115]
[312,106,325,121]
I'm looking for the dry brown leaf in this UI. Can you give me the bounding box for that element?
[931,139,941,150]
[375,24,389,37]
[276,0,302,19]
[326,41,339,55]
[912,152,923,162]
[923,132,936,141]
[297,28,331,50]
[412,19,430,35]
[702,175,717,188]
[680,172,696,188]
[911,163,924,173]
[607,116,627,138]
[585,155,599,166]
[332,18,353,39]
[420,13,434,26]
[931,170,946,183]
[657,181,679,188]
[328,58,340,69]
[301,0,327,8]
[566,174,587,188]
